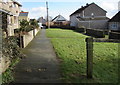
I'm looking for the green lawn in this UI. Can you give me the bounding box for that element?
[46,28,119,84]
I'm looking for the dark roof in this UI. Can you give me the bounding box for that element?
[70,3,106,16]
[52,15,67,22]
[37,17,46,23]
[19,12,28,16]
[108,11,120,22]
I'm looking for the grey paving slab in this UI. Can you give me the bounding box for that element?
[14,29,62,83]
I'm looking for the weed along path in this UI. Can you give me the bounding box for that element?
[14,29,62,83]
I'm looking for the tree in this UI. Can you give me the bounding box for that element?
[19,19,30,32]
[29,19,39,29]
[29,19,39,37]
[18,19,39,47]
[19,20,32,47]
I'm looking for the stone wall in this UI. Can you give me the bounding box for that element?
[0,56,10,74]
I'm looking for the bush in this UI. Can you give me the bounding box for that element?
[49,26,76,30]
[75,27,85,33]
[2,36,20,60]
[14,29,20,34]
[86,28,105,38]
[2,36,24,83]
[109,32,120,40]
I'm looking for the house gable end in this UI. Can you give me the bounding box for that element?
[84,3,107,17]
[70,3,107,17]
[109,11,120,22]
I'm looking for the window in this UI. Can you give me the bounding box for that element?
[7,16,11,24]
[14,16,17,23]
[111,23,117,29]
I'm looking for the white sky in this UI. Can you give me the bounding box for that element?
[17,0,120,20]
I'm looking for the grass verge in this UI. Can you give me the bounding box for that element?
[46,28,119,84]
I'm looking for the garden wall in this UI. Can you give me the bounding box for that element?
[23,28,40,48]
[0,57,10,74]
[34,28,39,36]
[86,28,105,38]
[109,32,120,40]
[23,30,34,48]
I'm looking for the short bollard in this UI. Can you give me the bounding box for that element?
[86,37,93,79]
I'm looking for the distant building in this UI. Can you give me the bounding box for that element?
[108,11,120,32]
[37,17,46,26]
[70,3,109,30]
[19,12,29,21]
[51,15,69,26]
[52,15,67,22]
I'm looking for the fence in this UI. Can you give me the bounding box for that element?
[85,37,120,78]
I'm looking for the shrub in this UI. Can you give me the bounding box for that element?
[75,27,85,33]
[109,32,120,40]
[86,28,105,38]
[2,36,24,83]
[2,36,22,60]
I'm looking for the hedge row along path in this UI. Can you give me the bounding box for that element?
[14,29,62,83]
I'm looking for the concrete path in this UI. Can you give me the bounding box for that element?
[14,29,62,83]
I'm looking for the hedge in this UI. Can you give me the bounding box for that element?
[86,28,105,38]
[75,28,85,33]
[109,32,120,40]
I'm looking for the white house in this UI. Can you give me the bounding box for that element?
[70,3,109,30]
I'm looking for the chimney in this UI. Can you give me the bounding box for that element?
[118,1,120,11]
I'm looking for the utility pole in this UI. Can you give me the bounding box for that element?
[46,1,50,29]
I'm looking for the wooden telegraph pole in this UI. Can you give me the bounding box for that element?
[46,1,50,29]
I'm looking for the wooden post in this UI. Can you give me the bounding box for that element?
[86,37,93,78]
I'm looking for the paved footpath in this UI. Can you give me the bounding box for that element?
[14,29,62,83]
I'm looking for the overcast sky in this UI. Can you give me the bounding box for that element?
[17,0,120,20]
